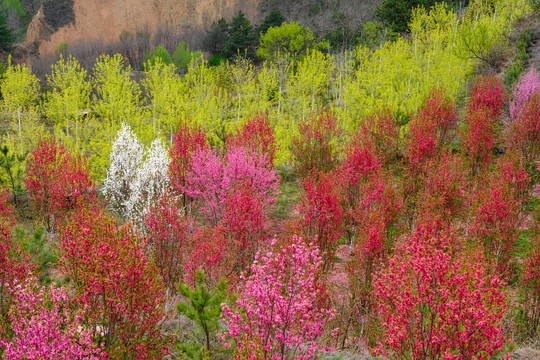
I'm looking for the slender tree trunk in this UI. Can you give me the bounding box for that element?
[17,106,22,152]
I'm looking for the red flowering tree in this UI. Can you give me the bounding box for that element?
[416,150,467,228]
[462,76,507,174]
[144,194,192,291]
[0,194,33,333]
[184,224,233,288]
[519,223,540,340]
[24,139,94,232]
[1,279,102,360]
[221,183,268,272]
[169,123,208,194]
[406,87,457,174]
[226,114,277,165]
[0,189,16,227]
[361,108,400,167]
[0,229,33,335]
[336,134,402,344]
[295,171,346,273]
[469,152,529,276]
[468,75,507,119]
[221,236,335,359]
[404,88,458,224]
[291,111,341,178]
[373,233,509,359]
[60,206,168,359]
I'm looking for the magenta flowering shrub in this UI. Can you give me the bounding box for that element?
[507,93,540,163]
[221,236,335,359]
[510,67,540,122]
[1,279,102,360]
[183,146,280,224]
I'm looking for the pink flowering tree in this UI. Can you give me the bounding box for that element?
[183,146,280,225]
[507,93,540,164]
[221,236,335,359]
[373,233,509,359]
[1,279,102,360]
[509,67,540,122]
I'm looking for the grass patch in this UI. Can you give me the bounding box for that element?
[13,225,58,285]
[272,179,300,220]
[271,163,300,220]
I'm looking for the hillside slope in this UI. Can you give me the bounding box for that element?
[23,0,380,56]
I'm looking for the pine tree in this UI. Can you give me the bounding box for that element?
[177,270,229,352]
[223,11,257,59]
[204,18,230,56]
[0,10,13,52]
[257,8,286,36]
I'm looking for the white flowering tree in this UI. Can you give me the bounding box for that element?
[103,123,170,224]
[126,137,171,224]
[103,123,144,219]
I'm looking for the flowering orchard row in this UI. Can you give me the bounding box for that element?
[1,67,540,359]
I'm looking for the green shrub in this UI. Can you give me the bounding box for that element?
[55,41,68,54]
[173,41,203,72]
[208,55,224,67]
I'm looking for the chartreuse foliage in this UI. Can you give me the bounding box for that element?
[0,58,43,155]
[142,58,186,142]
[257,22,317,63]
[86,54,152,179]
[46,55,92,147]
[0,0,531,170]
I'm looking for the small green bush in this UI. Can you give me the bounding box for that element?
[208,55,224,67]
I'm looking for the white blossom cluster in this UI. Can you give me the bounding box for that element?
[103,123,170,225]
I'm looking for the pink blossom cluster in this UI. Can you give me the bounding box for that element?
[183,146,279,224]
[221,236,335,359]
[1,279,102,360]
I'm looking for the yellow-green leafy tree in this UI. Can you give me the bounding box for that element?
[0,58,43,154]
[46,55,92,148]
